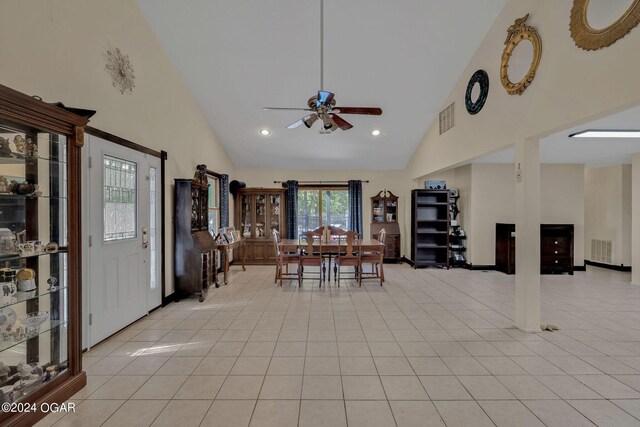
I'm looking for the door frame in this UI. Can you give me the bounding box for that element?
[82,127,167,347]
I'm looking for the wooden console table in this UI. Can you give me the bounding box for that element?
[217,239,248,284]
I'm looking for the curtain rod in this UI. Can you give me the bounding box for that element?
[273,180,370,184]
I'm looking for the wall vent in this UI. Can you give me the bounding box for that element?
[591,239,612,264]
[439,102,455,135]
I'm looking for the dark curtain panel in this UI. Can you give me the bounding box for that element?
[220,174,229,227]
[285,180,298,239]
[348,180,363,235]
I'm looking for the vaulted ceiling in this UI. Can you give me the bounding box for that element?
[137,0,506,169]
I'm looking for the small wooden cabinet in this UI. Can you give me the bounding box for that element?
[174,177,218,302]
[541,224,574,274]
[235,188,285,264]
[411,190,450,268]
[495,223,574,275]
[371,190,401,262]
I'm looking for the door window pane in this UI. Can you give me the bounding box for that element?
[207,176,220,236]
[103,155,137,241]
[149,167,158,289]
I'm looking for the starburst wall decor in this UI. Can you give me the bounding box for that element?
[105,47,135,94]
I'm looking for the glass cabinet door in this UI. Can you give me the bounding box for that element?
[269,194,281,235]
[385,198,397,222]
[0,124,69,403]
[372,198,384,222]
[241,194,251,238]
[255,194,266,239]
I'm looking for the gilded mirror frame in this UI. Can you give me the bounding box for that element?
[500,14,542,96]
[570,0,640,51]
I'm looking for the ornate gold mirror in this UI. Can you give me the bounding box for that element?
[500,14,542,96]
[570,0,640,50]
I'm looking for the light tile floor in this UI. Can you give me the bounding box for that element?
[37,264,640,426]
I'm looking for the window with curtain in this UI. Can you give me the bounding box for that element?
[297,187,349,235]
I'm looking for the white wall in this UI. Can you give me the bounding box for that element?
[584,165,632,266]
[236,169,412,256]
[408,0,640,179]
[0,0,236,297]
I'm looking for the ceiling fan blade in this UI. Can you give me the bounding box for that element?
[333,106,382,115]
[331,114,353,130]
[286,117,307,129]
[263,107,313,111]
[316,91,335,107]
[286,114,318,129]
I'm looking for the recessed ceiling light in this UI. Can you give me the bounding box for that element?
[372,129,381,136]
[260,129,271,136]
[569,129,640,138]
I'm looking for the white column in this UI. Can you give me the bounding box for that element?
[632,154,640,285]
[514,139,541,332]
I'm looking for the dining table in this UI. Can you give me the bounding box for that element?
[278,238,384,282]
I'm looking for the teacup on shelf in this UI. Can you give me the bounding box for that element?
[18,243,34,256]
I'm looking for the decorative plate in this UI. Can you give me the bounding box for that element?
[0,307,17,332]
[465,70,489,115]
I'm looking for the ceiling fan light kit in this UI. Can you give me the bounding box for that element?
[262,0,382,132]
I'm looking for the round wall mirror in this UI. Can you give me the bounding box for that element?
[500,14,542,96]
[507,39,534,84]
[570,0,640,50]
[465,70,489,115]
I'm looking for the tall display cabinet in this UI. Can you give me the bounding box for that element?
[0,84,92,426]
[370,190,401,261]
[235,188,285,264]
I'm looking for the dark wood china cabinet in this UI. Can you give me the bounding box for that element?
[235,188,285,264]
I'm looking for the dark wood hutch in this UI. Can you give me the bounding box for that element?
[234,188,285,264]
[174,166,218,302]
[0,84,92,426]
[370,190,401,261]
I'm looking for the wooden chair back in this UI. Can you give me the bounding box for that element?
[300,230,322,258]
[312,225,347,237]
[341,230,359,257]
[272,229,281,257]
[377,228,387,245]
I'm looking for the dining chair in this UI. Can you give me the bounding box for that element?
[360,228,385,286]
[299,230,323,286]
[273,229,300,286]
[335,230,361,286]
[312,225,348,281]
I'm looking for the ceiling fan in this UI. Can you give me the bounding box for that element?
[262,0,382,132]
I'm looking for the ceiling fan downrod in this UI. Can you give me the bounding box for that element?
[320,0,324,91]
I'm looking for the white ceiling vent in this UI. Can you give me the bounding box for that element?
[439,103,455,135]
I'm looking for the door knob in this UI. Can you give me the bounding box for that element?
[142,227,149,249]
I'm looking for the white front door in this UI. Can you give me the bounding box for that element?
[86,135,161,346]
